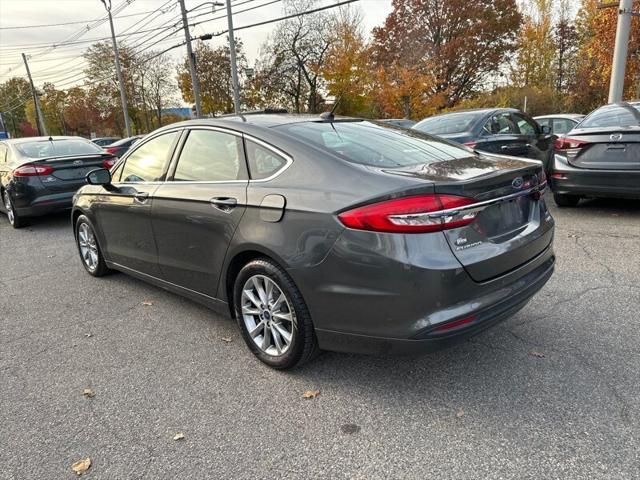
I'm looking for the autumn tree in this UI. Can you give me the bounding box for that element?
[0,77,32,137]
[177,39,247,116]
[371,0,521,111]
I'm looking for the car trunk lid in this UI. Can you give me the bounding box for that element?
[388,154,553,282]
[557,127,640,170]
[29,154,115,192]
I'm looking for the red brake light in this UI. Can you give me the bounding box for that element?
[463,140,477,149]
[554,137,589,150]
[338,194,477,233]
[13,164,54,177]
[104,147,118,155]
[102,157,116,168]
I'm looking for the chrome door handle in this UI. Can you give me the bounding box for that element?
[134,192,149,203]
[210,197,237,212]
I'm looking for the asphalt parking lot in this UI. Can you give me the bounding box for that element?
[1,196,639,479]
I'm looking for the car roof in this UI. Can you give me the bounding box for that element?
[533,114,585,120]
[418,108,520,120]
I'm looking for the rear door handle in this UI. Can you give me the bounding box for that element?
[134,192,149,203]
[210,197,237,212]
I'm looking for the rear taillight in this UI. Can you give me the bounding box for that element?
[102,157,116,168]
[104,147,118,155]
[13,164,54,177]
[463,140,477,149]
[338,194,477,233]
[554,137,589,150]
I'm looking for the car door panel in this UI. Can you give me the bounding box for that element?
[151,128,249,297]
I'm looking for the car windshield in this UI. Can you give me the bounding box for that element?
[110,136,141,147]
[16,139,104,158]
[413,112,483,135]
[275,120,473,168]
[580,104,640,128]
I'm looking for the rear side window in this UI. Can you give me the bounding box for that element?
[16,139,103,158]
[173,129,245,182]
[581,104,640,128]
[277,121,472,168]
[119,131,179,183]
[484,113,519,135]
[552,118,575,135]
[245,140,288,180]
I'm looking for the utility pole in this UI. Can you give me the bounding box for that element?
[226,0,241,114]
[100,0,132,137]
[179,0,204,117]
[608,0,635,103]
[21,53,48,136]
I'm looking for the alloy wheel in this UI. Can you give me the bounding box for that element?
[78,223,99,271]
[3,191,14,225]
[241,275,294,357]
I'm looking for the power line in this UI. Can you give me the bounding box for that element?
[0,9,159,30]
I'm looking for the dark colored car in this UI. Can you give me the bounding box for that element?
[534,114,585,135]
[92,137,121,147]
[72,114,555,369]
[379,118,417,128]
[103,135,144,158]
[550,102,640,206]
[413,108,555,167]
[0,136,116,228]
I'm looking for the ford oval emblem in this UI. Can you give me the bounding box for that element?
[610,133,623,141]
[512,177,524,189]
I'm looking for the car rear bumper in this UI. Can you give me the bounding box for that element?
[13,190,74,217]
[550,154,640,199]
[288,226,555,355]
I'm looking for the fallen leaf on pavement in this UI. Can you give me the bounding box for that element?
[221,336,232,343]
[302,389,320,399]
[84,333,93,338]
[82,388,95,398]
[71,457,91,475]
[141,300,153,306]
[529,350,545,358]
[173,432,185,441]
[456,408,465,418]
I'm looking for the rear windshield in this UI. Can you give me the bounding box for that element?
[580,104,640,128]
[275,121,473,168]
[413,112,483,135]
[110,136,142,147]
[16,139,104,158]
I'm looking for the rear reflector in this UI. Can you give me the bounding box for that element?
[102,157,116,169]
[13,164,54,177]
[555,137,589,150]
[433,315,478,333]
[551,173,567,180]
[338,194,477,233]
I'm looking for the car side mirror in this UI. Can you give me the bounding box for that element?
[86,168,112,186]
[540,125,551,135]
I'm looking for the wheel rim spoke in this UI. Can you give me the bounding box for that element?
[241,275,295,357]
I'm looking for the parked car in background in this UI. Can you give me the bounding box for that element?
[92,137,120,147]
[72,114,554,369]
[0,136,116,228]
[549,101,640,207]
[534,114,585,135]
[103,135,144,158]
[378,118,417,128]
[413,108,555,167]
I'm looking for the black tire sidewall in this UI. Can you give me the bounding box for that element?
[233,259,309,369]
[553,193,580,207]
[3,190,25,229]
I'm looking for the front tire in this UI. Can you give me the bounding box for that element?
[553,193,580,207]
[3,190,27,229]
[233,258,319,369]
[75,215,111,277]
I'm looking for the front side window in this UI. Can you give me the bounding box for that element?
[245,140,288,180]
[119,131,179,183]
[511,113,538,135]
[173,129,245,182]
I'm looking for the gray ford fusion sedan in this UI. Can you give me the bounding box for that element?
[72,113,555,369]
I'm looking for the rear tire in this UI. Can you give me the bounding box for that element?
[233,258,319,369]
[2,190,27,229]
[75,215,111,277]
[553,193,580,207]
